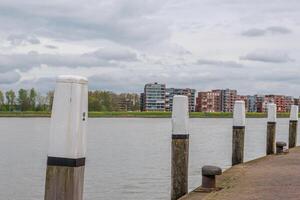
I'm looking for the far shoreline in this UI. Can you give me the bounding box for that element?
[0,111,294,118]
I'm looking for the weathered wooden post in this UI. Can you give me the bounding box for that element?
[232,100,246,166]
[266,103,276,155]
[44,75,88,200]
[289,105,298,148]
[171,95,189,200]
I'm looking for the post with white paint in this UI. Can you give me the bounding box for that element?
[289,105,298,148]
[171,95,189,200]
[232,101,246,166]
[44,75,88,200]
[266,103,276,155]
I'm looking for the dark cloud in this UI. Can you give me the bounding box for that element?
[240,51,293,63]
[266,26,291,34]
[0,47,138,72]
[241,28,266,37]
[241,26,291,37]
[44,45,58,49]
[0,71,21,84]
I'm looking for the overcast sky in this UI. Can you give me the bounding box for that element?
[0,0,299,96]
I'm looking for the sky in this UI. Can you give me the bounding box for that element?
[0,0,299,96]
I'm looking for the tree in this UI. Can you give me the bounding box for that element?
[46,91,54,111]
[36,92,47,111]
[5,90,16,111]
[0,90,4,111]
[29,88,37,110]
[18,89,30,111]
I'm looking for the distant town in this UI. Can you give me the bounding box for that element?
[0,82,298,113]
[140,82,299,113]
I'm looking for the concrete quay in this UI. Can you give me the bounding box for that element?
[180,147,300,200]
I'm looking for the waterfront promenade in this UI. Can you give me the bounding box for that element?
[180,146,300,200]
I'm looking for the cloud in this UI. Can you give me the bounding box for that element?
[7,34,40,45]
[0,70,21,84]
[197,59,244,68]
[266,26,291,34]
[0,0,300,97]
[17,77,55,92]
[0,0,170,47]
[240,51,293,63]
[241,28,266,37]
[241,26,291,37]
[0,47,138,72]
[44,45,58,49]
[83,47,138,62]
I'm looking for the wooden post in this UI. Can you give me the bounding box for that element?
[44,75,88,200]
[171,95,189,200]
[289,105,298,148]
[232,101,246,166]
[266,103,276,155]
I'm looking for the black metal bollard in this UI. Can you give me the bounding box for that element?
[276,141,287,154]
[201,165,222,189]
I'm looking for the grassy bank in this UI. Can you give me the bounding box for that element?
[0,111,51,117]
[0,111,292,118]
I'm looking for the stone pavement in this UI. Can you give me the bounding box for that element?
[180,147,300,200]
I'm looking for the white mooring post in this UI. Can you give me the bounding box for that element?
[44,75,88,200]
[266,103,277,155]
[232,101,246,166]
[171,95,189,200]
[289,105,299,148]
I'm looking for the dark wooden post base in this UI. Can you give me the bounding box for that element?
[289,120,298,148]
[171,134,189,200]
[232,126,245,166]
[44,157,85,200]
[266,122,276,155]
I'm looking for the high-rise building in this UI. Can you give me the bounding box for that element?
[221,89,237,112]
[247,95,257,112]
[196,89,237,112]
[143,83,166,111]
[165,88,196,112]
[140,93,145,111]
[284,96,294,112]
[262,95,294,112]
[196,90,222,112]
[256,95,265,112]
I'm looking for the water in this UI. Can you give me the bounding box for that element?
[0,118,295,199]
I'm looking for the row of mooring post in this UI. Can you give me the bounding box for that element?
[42,76,299,200]
[171,97,299,200]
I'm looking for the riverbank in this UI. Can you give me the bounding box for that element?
[180,147,300,200]
[0,111,293,118]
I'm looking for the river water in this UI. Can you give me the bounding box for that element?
[0,118,296,199]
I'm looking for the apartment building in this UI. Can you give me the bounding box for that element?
[196,90,222,112]
[165,88,196,112]
[221,89,237,112]
[142,83,166,111]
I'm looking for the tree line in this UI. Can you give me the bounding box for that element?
[0,89,140,112]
